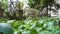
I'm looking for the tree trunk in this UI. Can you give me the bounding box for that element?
[0,8,4,18]
[5,12,10,18]
[18,10,23,19]
[47,6,52,17]
[46,6,48,16]
[13,11,16,18]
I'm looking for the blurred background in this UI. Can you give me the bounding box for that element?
[0,0,60,34]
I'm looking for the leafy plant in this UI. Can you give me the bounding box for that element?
[0,17,60,34]
[28,0,41,10]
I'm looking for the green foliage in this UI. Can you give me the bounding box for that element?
[28,0,41,10]
[30,28,37,34]
[40,0,55,10]
[54,4,60,9]
[0,0,60,34]
[0,17,60,34]
[40,0,60,11]
[17,2,24,10]
[1,1,8,9]
[40,0,55,6]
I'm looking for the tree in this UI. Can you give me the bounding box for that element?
[40,0,60,16]
[28,0,41,10]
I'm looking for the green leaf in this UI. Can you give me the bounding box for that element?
[25,23,30,29]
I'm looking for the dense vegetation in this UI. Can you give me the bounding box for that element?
[0,0,60,34]
[0,17,60,34]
